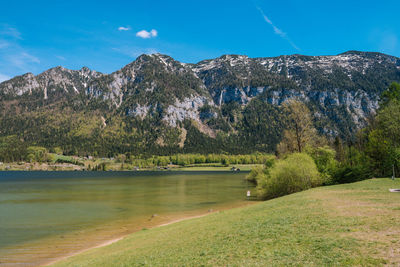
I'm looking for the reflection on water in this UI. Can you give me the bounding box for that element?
[0,171,251,266]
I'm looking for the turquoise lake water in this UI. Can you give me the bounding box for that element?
[0,171,251,266]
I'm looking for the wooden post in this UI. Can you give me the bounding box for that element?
[392,164,396,180]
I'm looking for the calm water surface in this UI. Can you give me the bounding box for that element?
[0,171,251,266]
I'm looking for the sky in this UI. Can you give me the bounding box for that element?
[0,0,399,81]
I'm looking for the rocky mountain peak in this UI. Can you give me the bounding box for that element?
[1,50,400,142]
[80,66,91,72]
[0,65,102,99]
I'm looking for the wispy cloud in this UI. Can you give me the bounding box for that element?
[118,26,131,31]
[0,73,10,83]
[0,25,22,39]
[136,29,158,39]
[256,6,300,51]
[56,55,66,61]
[0,40,10,49]
[0,25,40,75]
[7,52,40,69]
[21,52,40,63]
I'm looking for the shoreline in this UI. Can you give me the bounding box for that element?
[0,168,252,173]
[44,213,216,266]
[43,204,256,266]
[0,162,259,172]
[0,170,256,266]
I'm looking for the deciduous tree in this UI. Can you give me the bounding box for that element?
[277,100,319,154]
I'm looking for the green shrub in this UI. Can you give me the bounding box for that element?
[246,156,276,184]
[305,146,338,185]
[257,153,322,200]
[331,165,371,184]
[27,146,48,162]
[246,165,265,184]
[53,147,63,155]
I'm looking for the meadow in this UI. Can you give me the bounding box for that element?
[53,178,400,266]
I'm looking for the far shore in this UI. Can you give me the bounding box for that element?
[0,162,258,172]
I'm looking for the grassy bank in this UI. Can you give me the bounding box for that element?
[53,178,400,266]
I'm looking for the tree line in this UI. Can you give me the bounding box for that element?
[248,82,400,200]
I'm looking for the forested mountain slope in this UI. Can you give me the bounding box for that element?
[1,51,399,156]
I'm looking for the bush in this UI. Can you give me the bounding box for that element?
[331,165,371,184]
[246,165,266,184]
[305,146,337,185]
[257,153,322,200]
[27,146,48,162]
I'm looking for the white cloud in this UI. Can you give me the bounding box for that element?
[0,73,10,82]
[256,7,300,51]
[136,30,151,39]
[150,29,158,37]
[118,26,131,31]
[136,29,158,39]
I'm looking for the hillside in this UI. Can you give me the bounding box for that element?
[52,178,400,266]
[1,51,400,156]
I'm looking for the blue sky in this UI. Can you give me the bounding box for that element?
[0,0,399,81]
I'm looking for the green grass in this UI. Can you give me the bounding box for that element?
[53,178,400,266]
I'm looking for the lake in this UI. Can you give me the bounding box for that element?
[0,171,252,266]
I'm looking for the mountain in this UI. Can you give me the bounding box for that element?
[1,51,399,156]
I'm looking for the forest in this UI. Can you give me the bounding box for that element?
[246,82,400,199]
[1,81,399,179]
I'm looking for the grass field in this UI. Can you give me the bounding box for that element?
[53,178,400,266]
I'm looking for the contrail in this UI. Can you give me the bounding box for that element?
[256,6,300,51]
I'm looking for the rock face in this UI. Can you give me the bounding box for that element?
[190,51,400,134]
[0,66,102,99]
[163,95,210,127]
[1,51,400,148]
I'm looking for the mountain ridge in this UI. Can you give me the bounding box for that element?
[1,50,399,155]
[3,50,399,84]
